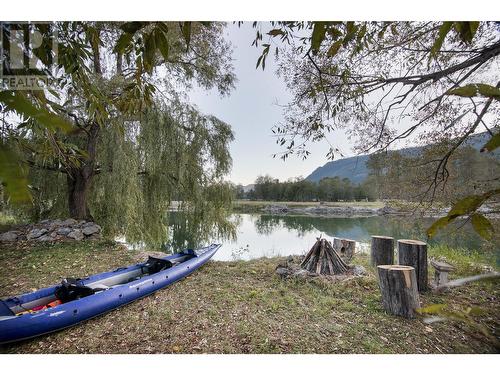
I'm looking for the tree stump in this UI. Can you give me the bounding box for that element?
[333,237,356,262]
[370,235,394,266]
[397,239,428,292]
[377,265,420,318]
[301,238,348,275]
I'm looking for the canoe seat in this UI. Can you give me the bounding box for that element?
[55,278,107,303]
[0,300,14,317]
[141,256,174,275]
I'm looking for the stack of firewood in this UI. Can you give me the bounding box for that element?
[300,238,348,275]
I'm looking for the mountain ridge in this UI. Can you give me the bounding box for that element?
[305,132,494,184]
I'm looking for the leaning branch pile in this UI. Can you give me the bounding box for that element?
[300,238,348,275]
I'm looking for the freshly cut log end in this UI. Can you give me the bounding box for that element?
[333,237,356,263]
[370,235,394,266]
[397,239,428,292]
[377,265,420,318]
[301,238,348,275]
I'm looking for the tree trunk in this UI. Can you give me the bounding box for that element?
[66,122,99,221]
[67,170,93,220]
[371,235,394,266]
[377,265,420,318]
[65,27,102,222]
[333,237,356,262]
[397,239,428,292]
[116,52,123,75]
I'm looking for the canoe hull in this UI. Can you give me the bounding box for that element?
[0,244,220,345]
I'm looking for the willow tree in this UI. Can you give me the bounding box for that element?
[28,101,235,244]
[1,21,236,245]
[251,21,500,238]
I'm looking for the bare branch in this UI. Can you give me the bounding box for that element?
[435,272,500,292]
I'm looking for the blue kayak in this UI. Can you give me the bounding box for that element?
[0,244,220,344]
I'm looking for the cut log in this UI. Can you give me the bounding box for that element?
[301,238,348,275]
[377,265,420,318]
[398,239,428,292]
[370,235,394,266]
[333,237,356,262]
[316,240,325,274]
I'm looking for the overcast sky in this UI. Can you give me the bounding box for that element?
[189,22,496,186]
[188,22,351,186]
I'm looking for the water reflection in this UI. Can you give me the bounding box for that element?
[164,213,495,261]
[163,211,238,252]
[254,214,485,249]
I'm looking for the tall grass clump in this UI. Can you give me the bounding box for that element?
[428,244,498,276]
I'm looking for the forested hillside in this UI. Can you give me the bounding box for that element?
[306,132,494,183]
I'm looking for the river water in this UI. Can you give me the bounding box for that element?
[164,213,492,262]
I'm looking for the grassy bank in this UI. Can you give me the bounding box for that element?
[0,241,498,354]
[233,200,384,213]
[0,211,22,233]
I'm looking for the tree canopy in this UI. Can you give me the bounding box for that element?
[251,21,500,238]
[1,21,236,245]
[2,21,499,242]
[237,175,374,202]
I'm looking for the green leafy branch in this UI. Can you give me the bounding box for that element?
[427,132,500,240]
[427,188,500,240]
[446,83,500,100]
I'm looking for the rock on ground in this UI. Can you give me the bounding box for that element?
[351,265,367,276]
[0,231,19,242]
[67,229,84,241]
[27,228,48,240]
[56,227,72,235]
[82,224,101,236]
[0,218,103,244]
[61,218,78,227]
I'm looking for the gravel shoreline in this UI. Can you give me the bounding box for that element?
[251,203,499,219]
[259,204,446,218]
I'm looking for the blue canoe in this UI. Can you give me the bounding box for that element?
[0,244,220,344]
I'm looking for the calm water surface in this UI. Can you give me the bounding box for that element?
[166,213,492,261]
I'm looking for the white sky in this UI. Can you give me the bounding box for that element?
[188,22,498,186]
[188,23,353,185]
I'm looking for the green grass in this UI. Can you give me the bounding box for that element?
[428,244,498,276]
[0,211,21,233]
[0,241,498,353]
[0,240,137,296]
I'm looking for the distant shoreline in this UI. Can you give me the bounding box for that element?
[232,200,498,219]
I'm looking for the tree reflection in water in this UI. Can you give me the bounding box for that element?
[253,214,491,252]
[164,212,496,260]
[163,211,239,252]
